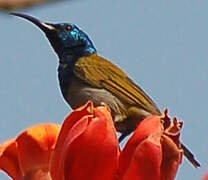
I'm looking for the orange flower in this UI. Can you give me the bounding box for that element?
[118,110,183,180]
[50,101,119,180]
[0,123,60,180]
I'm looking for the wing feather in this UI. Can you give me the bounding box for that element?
[74,54,160,114]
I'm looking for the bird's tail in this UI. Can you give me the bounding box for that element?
[181,143,200,168]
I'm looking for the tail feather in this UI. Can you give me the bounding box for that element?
[181,143,200,168]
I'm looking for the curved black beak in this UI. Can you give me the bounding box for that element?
[10,13,55,33]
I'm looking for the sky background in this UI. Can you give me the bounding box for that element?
[0,0,208,179]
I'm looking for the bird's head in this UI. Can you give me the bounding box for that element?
[11,13,97,62]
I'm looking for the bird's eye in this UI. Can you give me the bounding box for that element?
[65,25,72,32]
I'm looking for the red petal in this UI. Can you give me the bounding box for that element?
[50,102,93,180]
[118,115,162,180]
[161,135,183,180]
[161,111,183,180]
[122,138,162,180]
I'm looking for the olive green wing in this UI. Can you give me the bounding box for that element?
[74,54,160,115]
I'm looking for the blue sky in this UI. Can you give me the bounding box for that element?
[0,0,208,179]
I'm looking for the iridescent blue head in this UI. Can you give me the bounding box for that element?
[11,13,97,63]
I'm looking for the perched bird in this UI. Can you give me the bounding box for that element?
[11,13,200,167]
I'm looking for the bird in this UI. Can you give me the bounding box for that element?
[11,13,200,168]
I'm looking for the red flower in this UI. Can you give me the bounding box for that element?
[50,102,182,180]
[118,109,183,180]
[50,101,119,180]
[0,123,60,180]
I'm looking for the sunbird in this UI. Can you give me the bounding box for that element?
[11,13,200,168]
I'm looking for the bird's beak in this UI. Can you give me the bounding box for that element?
[10,13,55,33]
